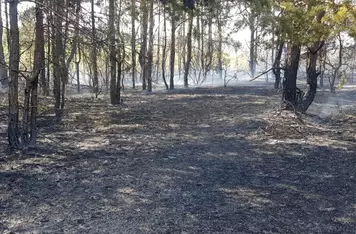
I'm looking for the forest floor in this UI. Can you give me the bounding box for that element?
[0,85,356,234]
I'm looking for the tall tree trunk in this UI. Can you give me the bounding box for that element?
[200,12,205,83]
[184,10,193,88]
[249,13,256,77]
[139,0,148,90]
[0,0,8,87]
[169,7,176,90]
[53,0,63,118]
[155,2,161,83]
[46,6,51,96]
[217,13,223,80]
[109,0,118,104]
[161,6,169,90]
[273,40,284,89]
[8,0,20,148]
[203,9,213,81]
[28,0,44,146]
[131,0,136,88]
[283,44,301,109]
[91,0,99,96]
[146,0,154,92]
[116,0,123,100]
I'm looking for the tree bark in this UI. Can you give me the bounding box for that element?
[146,0,154,92]
[139,0,148,90]
[131,0,136,89]
[283,44,301,109]
[8,0,20,148]
[161,6,169,90]
[217,12,223,80]
[0,0,8,88]
[297,41,324,112]
[184,10,193,88]
[273,40,284,89]
[169,7,176,90]
[249,13,256,77]
[109,0,118,104]
[91,0,99,96]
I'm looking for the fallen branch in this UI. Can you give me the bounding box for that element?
[250,67,285,82]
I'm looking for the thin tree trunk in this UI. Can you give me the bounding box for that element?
[139,0,148,90]
[76,43,81,93]
[146,0,154,92]
[161,6,169,90]
[116,0,123,101]
[249,14,256,77]
[131,0,136,88]
[273,40,284,89]
[0,0,8,87]
[46,6,51,96]
[91,0,99,96]
[184,10,193,88]
[217,13,223,80]
[169,7,176,90]
[155,2,161,83]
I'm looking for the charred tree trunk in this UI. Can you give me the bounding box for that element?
[249,14,256,77]
[27,0,44,146]
[46,6,51,96]
[184,9,193,88]
[169,7,176,90]
[131,0,136,89]
[75,43,81,93]
[273,40,284,89]
[297,41,324,112]
[139,0,148,90]
[217,13,223,80]
[146,0,154,92]
[8,0,20,148]
[283,44,301,110]
[161,6,169,90]
[109,0,119,104]
[91,0,99,96]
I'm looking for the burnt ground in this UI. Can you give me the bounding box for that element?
[0,86,356,234]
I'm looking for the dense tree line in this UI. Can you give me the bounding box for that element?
[2,0,356,149]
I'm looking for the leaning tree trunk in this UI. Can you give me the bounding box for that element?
[297,41,324,112]
[283,44,301,110]
[273,40,284,89]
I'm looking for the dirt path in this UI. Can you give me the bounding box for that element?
[1,86,356,233]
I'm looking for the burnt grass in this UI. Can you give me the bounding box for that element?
[1,86,356,233]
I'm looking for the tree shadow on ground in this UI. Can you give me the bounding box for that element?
[1,86,356,233]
